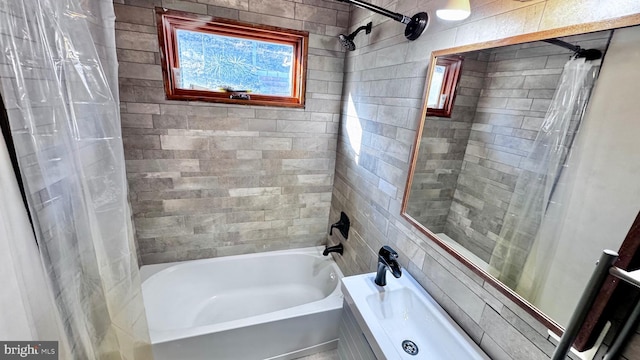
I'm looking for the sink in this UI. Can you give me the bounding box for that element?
[342,271,489,359]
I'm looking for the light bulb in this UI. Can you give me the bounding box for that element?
[436,0,471,21]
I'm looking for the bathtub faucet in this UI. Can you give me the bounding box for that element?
[374,246,402,286]
[323,243,344,256]
[329,212,350,239]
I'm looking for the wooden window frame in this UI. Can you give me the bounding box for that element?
[426,55,463,118]
[155,8,309,108]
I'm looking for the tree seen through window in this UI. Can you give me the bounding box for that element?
[176,29,294,96]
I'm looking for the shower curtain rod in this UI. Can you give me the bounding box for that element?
[335,0,429,41]
[337,0,410,24]
[543,38,582,53]
[542,38,603,60]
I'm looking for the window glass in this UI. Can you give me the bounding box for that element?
[427,65,446,108]
[176,29,294,96]
[156,8,308,107]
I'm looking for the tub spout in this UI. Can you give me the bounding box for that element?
[323,243,344,256]
[374,246,402,286]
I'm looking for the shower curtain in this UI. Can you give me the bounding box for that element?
[488,58,596,298]
[0,126,69,356]
[0,0,152,359]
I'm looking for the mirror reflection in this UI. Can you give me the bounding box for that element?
[427,64,447,108]
[404,26,640,327]
[426,55,463,117]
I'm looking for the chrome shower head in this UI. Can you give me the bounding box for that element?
[338,22,372,51]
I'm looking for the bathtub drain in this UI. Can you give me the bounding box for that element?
[402,340,418,355]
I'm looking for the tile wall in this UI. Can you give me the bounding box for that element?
[328,1,640,359]
[113,0,349,264]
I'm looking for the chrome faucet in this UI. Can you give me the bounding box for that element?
[374,246,402,286]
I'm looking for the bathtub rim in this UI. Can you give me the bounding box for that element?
[141,246,344,344]
[141,246,336,282]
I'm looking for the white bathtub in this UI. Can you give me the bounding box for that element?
[140,246,344,360]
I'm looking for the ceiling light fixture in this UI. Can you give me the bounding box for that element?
[436,0,471,21]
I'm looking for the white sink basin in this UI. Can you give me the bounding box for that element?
[342,271,489,359]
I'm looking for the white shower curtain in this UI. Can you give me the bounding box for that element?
[0,0,152,359]
[488,58,596,297]
[0,127,70,357]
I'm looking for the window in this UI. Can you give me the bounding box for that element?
[155,8,309,108]
[426,55,463,117]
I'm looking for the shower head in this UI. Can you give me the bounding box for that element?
[404,12,429,41]
[338,22,372,51]
[339,34,356,51]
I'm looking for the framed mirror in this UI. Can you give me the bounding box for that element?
[402,16,640,350]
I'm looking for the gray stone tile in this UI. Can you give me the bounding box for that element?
[500,306,556,355]
[116,49,156,64]
[207,5,240,19]
[251,137,292,150]
[135,216,193,238]
[277,120,327,133]
[115,21,157,34]
[115,30,158,52]
[479,306,549,360]
[238,11,302,30]
[480,334,512,360]
[199,0,248,10]
[119,62,163,81]
[153,114,188,129]
[523,74,561,90]
[506,98,533,110]
[160,135,209,150]
[125,159,200,173]
[114,4,155,25]
[248,0,294,18]
[161,0,208,13]
[295,3,336,26]
[487,76,525,89]
[127,103,160,114]
[121,113,154,128]
[123,135,161,149]
[421,252,486,322]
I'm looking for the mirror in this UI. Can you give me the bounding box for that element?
[402,23,640,337]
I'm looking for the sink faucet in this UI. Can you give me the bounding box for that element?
[374,246,402,286]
